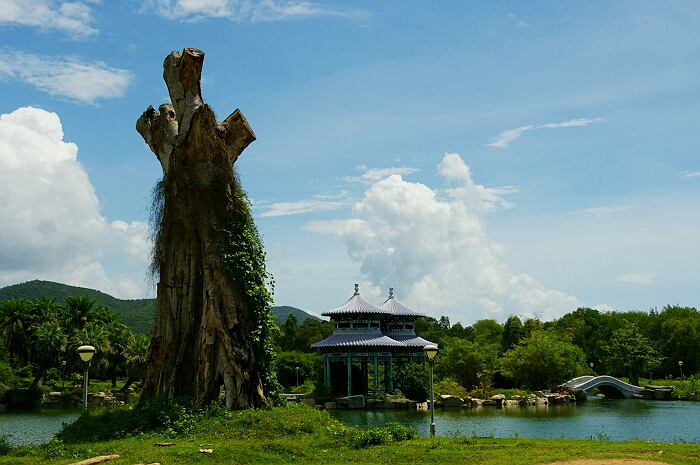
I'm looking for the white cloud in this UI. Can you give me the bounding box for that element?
[680,171,700,178]
[506,13,528,28]
[305,152,580,323]
[0,0,98,39]
[582,205,631,216]
[343,165,419,184]
[0,49,133,105]
[141,0,370,23]
[488,118,604,148]
[261,194,352,217]
[0,107,150,299]
[617,272,657,285]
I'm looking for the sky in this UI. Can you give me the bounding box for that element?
[1,1,699,325]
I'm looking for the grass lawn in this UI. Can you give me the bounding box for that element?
[1,403,698,464]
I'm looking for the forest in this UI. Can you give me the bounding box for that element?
[1,292,698,400]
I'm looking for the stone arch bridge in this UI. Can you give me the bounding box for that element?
[562,375,645,399]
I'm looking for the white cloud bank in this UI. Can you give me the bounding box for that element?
[0,49,133,105]
[0,0,98,39]
[0,107,150,298]
[305,152,581,323]
[141,0,369,23]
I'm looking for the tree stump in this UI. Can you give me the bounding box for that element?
[136,48,274,409]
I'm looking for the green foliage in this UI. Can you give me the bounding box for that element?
[0,435,10,456]
[502,329,589,390]
[275,350,322,389]
[603,319,663,386]
[434,377,470,399]
[434,337,499,390]
[328,421,418,449]
[220,190,282,405]
[393,362,430,402]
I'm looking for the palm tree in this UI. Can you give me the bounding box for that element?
[120,334,150,392]
[105,319,133,388]
[0,298,32,367]
[31,296,63,324]
[70,321,111,382]
[63,295,98,333]
[30,321,67,389]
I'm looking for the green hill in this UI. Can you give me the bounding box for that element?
[0,280,319,333]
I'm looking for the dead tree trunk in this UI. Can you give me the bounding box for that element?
[136,48,273,409]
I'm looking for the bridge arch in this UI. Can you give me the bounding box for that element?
[562,375,644,399]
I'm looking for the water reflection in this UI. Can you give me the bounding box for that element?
[0,408,81,447]
[328,398,700,443]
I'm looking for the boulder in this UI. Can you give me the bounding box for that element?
[534,390,545,398]
[482,399,498,406]
[440,395,464,407]
[324,401,337,410]
[504,399,520,407]
[520,394,538,406]
[337,395,365,409]
[302,398,316,408]
[470,398,483,408]
[491,394,505,406]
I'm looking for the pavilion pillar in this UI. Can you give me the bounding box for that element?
[373,353,378,394]
[347,352,352,396]
[362,362,368,395]
[324,354,330,388]
[388,355,393,392]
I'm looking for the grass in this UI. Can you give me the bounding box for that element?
[1,401,700,465]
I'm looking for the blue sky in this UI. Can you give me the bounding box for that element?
[1,1,698,325]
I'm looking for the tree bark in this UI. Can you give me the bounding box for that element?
[136,48,266,409]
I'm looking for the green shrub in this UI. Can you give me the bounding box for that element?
[393,363,429,402]
[434,377,470,399]
[384,421,418,441]
[0,435,10,456]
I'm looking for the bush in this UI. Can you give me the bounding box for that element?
[0,435,10,456]
[393,363,429,402]
[434,377,470,399]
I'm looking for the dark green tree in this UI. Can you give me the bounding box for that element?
[603,320,662,386]
[394,362,430,402]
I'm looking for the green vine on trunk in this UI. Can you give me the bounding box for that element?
[220,189,283,406]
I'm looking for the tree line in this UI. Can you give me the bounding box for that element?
[272,305,698,393]
[0,295,149,395]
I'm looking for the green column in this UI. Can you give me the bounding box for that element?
[347,352,352,396]
[324,354,330,388]
[373,353,378,394]
[388,354,393,393]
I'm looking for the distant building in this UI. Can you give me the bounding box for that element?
[311,285,436,396]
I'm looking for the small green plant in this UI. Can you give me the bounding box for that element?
[384,421,418,441]
[0,435,10,456]
[374,392,390,401]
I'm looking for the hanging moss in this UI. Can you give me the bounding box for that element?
[220,189,284,406]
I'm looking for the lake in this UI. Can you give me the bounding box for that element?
[329,398,700,443]
[0,398,697,447]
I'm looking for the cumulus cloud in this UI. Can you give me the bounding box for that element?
[0,107,150,298]
[488,118,604,148]
[617,272,657,285]
[305,152,580,322]
[0,49,133,105]
[343,165,420,184]
[0,0,98,39]
[141,0,370,23]
[680,171,700,178]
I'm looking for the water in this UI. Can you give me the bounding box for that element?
[0,408,81,448]
[329,398,700,443]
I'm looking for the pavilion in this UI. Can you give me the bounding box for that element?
[311,285,436,396]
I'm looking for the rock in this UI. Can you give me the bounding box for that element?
[302,398,316,408]
[520,394,538,406]
[337,395,365,409]
[470,398,483,407]
[416,401,428,410]
[504,399,520,407]
[482,400,498,406]
[690,392,700,401]
[571,389,588,402]
[324,401,337,410]
[510,395,522,401]
[491,394,505,406]
[534,390,545,398]
[440,395,464,407]
[653,388,672,400]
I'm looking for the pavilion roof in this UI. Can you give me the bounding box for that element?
[385,333,436,347]
[310,331,406,348]
[379,288,425,317]
[321,284,392,317]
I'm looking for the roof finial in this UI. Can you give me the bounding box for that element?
[389,287,394,299]
[354,283,359,295]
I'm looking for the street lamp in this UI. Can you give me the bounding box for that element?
[423,344,439,437]
[295,366,300,387]
[678,361,683,380]
[590,362,594,373]
[77,345,96,413]
[61,360,66,388]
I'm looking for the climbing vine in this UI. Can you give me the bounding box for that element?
[220,189,283,406]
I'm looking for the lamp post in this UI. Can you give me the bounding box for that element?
[77,345,96,413]
[423,344,439,437]
[295,366,300,387]
[678,361,683,380]
[61,360,66,388]
[590,362,594,373]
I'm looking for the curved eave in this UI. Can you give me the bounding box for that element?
[384,334,436,347]
[380,297,425,317]
[311,332,406,348]
[322,293,392,317]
